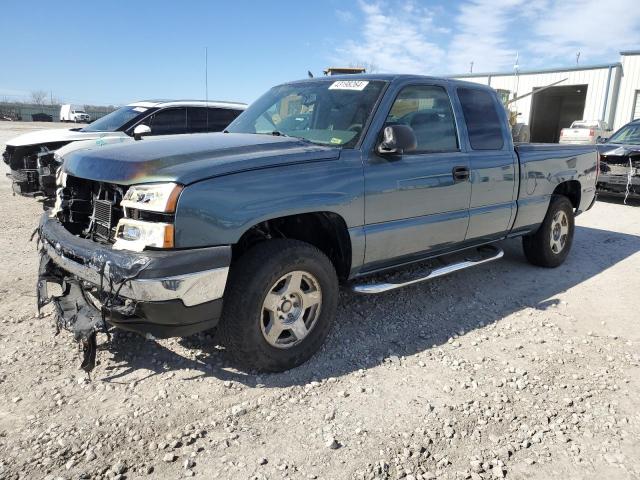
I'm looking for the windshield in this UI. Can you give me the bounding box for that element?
[81,106,147,132]
[226,80,386,147]
[608,123,640,144]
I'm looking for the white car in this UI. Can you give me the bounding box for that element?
[2,100,246,199]
[559,120,611,145]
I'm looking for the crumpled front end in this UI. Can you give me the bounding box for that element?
[36,211,231,372]
[3,142,67,198]
[598,146,640,201]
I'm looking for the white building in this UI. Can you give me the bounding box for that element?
[451,50,640,142]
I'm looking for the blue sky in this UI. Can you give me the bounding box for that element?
[1,0,639,106]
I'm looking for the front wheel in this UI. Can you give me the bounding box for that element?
[218,239,338,372]
[522,195,575,267]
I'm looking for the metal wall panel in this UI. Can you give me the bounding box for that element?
[613,54,640,129]
[454,67,616,130]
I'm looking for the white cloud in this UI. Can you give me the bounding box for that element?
[333,1,447,74]
[447,0,526,73]
[529,0,640,65]
[334,0,640,76]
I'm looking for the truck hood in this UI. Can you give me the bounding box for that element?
[61,133,341,185]
[6,128,126,147]
[54,135,134,160]
[598,144,640,172]
[597,143,640,154]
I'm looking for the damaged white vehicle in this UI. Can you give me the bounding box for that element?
[597,118,640,202]
[2,100,246,204]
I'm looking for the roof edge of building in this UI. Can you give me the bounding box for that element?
[450,62,622,79]
[620,50,640,56]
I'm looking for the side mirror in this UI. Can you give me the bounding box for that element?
[596,136,608,144]
[377,125,417,155]
[133,124,151,141]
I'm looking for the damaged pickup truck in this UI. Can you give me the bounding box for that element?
[596,118,640,201]
[3,100,245,203]
[37,75,598,373]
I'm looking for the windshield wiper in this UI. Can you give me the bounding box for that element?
[256,131,323,146]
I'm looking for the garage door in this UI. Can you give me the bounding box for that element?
[634,90,640,120]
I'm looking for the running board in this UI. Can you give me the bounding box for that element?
[351,245,504,294]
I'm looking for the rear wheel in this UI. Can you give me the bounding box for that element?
[218,239,338,372]
[522,195,575,267]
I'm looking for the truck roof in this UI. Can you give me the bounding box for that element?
[281,73,495,91]
[126,100,247,110]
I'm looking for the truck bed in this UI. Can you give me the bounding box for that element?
[512,143,598,231]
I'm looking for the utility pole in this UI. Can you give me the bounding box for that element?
[513,52,520,120]
[470,61,474,74]
[576,52,581,65]
[205,47,208,104]
[205,47,209,126]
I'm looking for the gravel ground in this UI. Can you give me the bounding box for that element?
[0,122,638,480]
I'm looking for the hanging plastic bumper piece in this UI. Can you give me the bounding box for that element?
[35,213,231,372]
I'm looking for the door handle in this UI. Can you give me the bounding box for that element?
[452,166,469,182]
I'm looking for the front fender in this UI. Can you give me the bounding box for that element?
[174,152,364,248]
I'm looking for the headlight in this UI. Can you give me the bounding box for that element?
[113,218,174,251]
[121,182,183,213]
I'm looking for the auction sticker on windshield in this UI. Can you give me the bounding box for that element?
[329,80,369,91]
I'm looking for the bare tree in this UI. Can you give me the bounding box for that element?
[30,90,48,106]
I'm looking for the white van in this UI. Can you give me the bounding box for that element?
[59,104,91,123]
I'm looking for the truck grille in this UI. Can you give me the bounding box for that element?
[56,175,125,244]
[93,199,115,241]
[10,168,35,183]
[9,168,40,195]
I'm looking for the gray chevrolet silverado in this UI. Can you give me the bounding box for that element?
[37,75,598,372]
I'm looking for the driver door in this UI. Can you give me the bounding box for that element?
[363,83,471,268]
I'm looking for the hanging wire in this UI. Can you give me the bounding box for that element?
[623,158,633,205]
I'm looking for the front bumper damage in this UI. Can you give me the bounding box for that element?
[598,146,640,201]
[3,145,61,200]
[36,213,231,371]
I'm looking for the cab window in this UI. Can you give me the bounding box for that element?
[207,108,242,132]
[457,88,505,150]
[187,107,208,133]
[385,85,458,153]
[149,108,187,135]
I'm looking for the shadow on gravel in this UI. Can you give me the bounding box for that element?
[97,226,640,388]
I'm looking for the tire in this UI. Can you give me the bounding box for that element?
[218,239,338,372]
[522,195,575,267]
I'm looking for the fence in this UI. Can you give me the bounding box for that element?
[0,102,117,123]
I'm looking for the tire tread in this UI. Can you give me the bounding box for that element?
[522,195,575,268]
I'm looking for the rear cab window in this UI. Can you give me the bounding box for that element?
[187,107,208,133]
[457,88,505,150]
[187,107,242,133]
[207,108,242,132]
